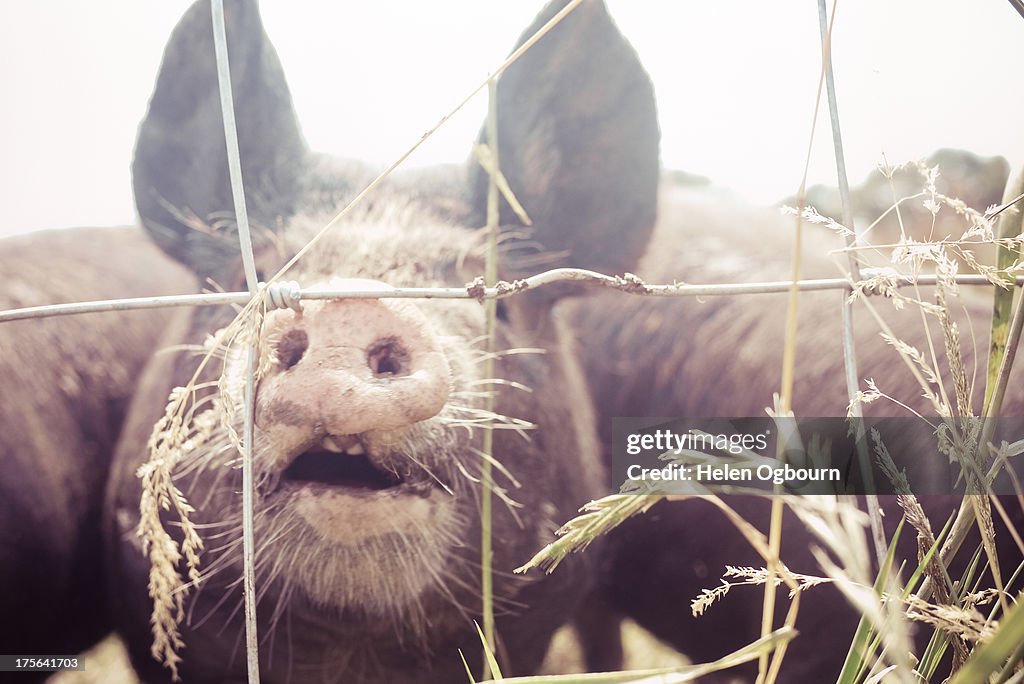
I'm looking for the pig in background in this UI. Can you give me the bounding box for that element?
[0,227,191,683]
[794,148,1011,249]
[568,175,1024,681]
[102,0,656,682]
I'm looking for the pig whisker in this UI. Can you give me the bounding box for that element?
[487,486,525,524]
[174,437,233,482]
[188,542,244,598]
[402,534,476,627]
[459,469,524,524]
[262,586,299,676]
[463,334,492,348]
[448,452,523,521]
[256,515,303,550]
[466,446,522,489]
[441,406,535,429]
[462,345,546,367]
[396,451,454,495]
[262,582,294,657]
[186,501,289,605]
[471,347,547,362]
[441,415,534,443]
[436,555,525,616]
[157,342,207,357]
[450,389,497,400]
[454,460,480,484]
[180,519,237,533]
[462,378,534,392]
[194,511,294,633]
[188,564,244,632]
[196,536,241,562]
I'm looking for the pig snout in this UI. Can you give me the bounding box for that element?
[255,279,451,441]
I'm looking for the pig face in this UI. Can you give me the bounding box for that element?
[105,0,658,681]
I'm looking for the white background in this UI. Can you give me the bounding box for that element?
[2,1,1022,237]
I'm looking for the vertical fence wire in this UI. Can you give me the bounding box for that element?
[815,3,917,681]
[210,1,261,681]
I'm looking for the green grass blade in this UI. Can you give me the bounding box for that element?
[835,517,907,684]
[485,626,795,683]
[461,648,478,683]
[984,169,1024,414]
[475,620,504,681]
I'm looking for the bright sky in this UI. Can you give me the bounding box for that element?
[2,1,1022,237]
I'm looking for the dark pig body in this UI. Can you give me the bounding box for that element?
[570,185,1024,682]
[0,227,191,675]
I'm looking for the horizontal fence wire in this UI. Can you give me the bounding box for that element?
[1,269,1022,324]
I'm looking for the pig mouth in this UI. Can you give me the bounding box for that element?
[279,434,425,494]
[270,432,455,553]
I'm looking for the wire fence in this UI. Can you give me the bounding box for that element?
[3,1,1024,683]
[3,270,1023,325]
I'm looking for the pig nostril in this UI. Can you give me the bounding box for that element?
[277,329,309,369]
[367,337,409,377]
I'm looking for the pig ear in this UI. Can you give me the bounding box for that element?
[132,0,308,277]
[470,0,659,286]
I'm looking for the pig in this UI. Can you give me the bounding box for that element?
[797,148,1011,247]
[0,226,191,679]
[102,0,658,682]
[569,182,1024,682]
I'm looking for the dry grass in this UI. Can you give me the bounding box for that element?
[521,160,1024,682]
